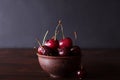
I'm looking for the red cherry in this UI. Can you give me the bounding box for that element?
[38,46,53,56]
[70,46,81,56]
[38,46,43,55]
[59,37,73,48]
[58,47,70,56]
[77,66,87,79]
[44,39,59,49]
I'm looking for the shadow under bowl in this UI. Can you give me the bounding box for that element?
[37,54,81,78]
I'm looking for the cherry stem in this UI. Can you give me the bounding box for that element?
[36,38,42,46]
[73,31,78,45]
[42,30,49,45]
[81,65,83,69]
[33,46,37,49]
[33,46,38,53]
[60,23,65,39]
[74,31,77,40]
[54,20,61,40]
[52,30,59,39]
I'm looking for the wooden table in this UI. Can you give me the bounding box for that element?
[0,48,120,80]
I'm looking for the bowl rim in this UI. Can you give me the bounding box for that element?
[37,53,81,59]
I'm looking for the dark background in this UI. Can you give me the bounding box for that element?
[0,0,120,48]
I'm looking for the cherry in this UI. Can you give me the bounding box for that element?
[38,46,54,56]
[58,47,70,56]
[77,66,87,79]
[36,38,58,56]
[44,39,59,49]
[59,37,73,48]
[58,21,73,48]
[44,21,60,50]
[70,46,81,56]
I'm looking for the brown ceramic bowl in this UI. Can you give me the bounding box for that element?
[37,54,81,78]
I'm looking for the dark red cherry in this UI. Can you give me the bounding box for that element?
[77,66,87,79]
[58,47,70,56]
[59,37,73,48]
[44,39,59,49]
[70,46,81,56]
[38,46,53,56]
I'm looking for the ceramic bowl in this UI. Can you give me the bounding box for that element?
[37,54,81,78]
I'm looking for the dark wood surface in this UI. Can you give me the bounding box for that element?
[0,48,120,80]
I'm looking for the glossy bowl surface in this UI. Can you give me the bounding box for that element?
[37,54,81,78]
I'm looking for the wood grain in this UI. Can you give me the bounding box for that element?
[0,48,120,80]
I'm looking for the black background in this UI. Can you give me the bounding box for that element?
[0,0,120,48]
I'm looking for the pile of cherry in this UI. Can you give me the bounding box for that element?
[37,21,81,56]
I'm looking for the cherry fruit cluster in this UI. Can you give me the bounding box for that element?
[37,21,81,56]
